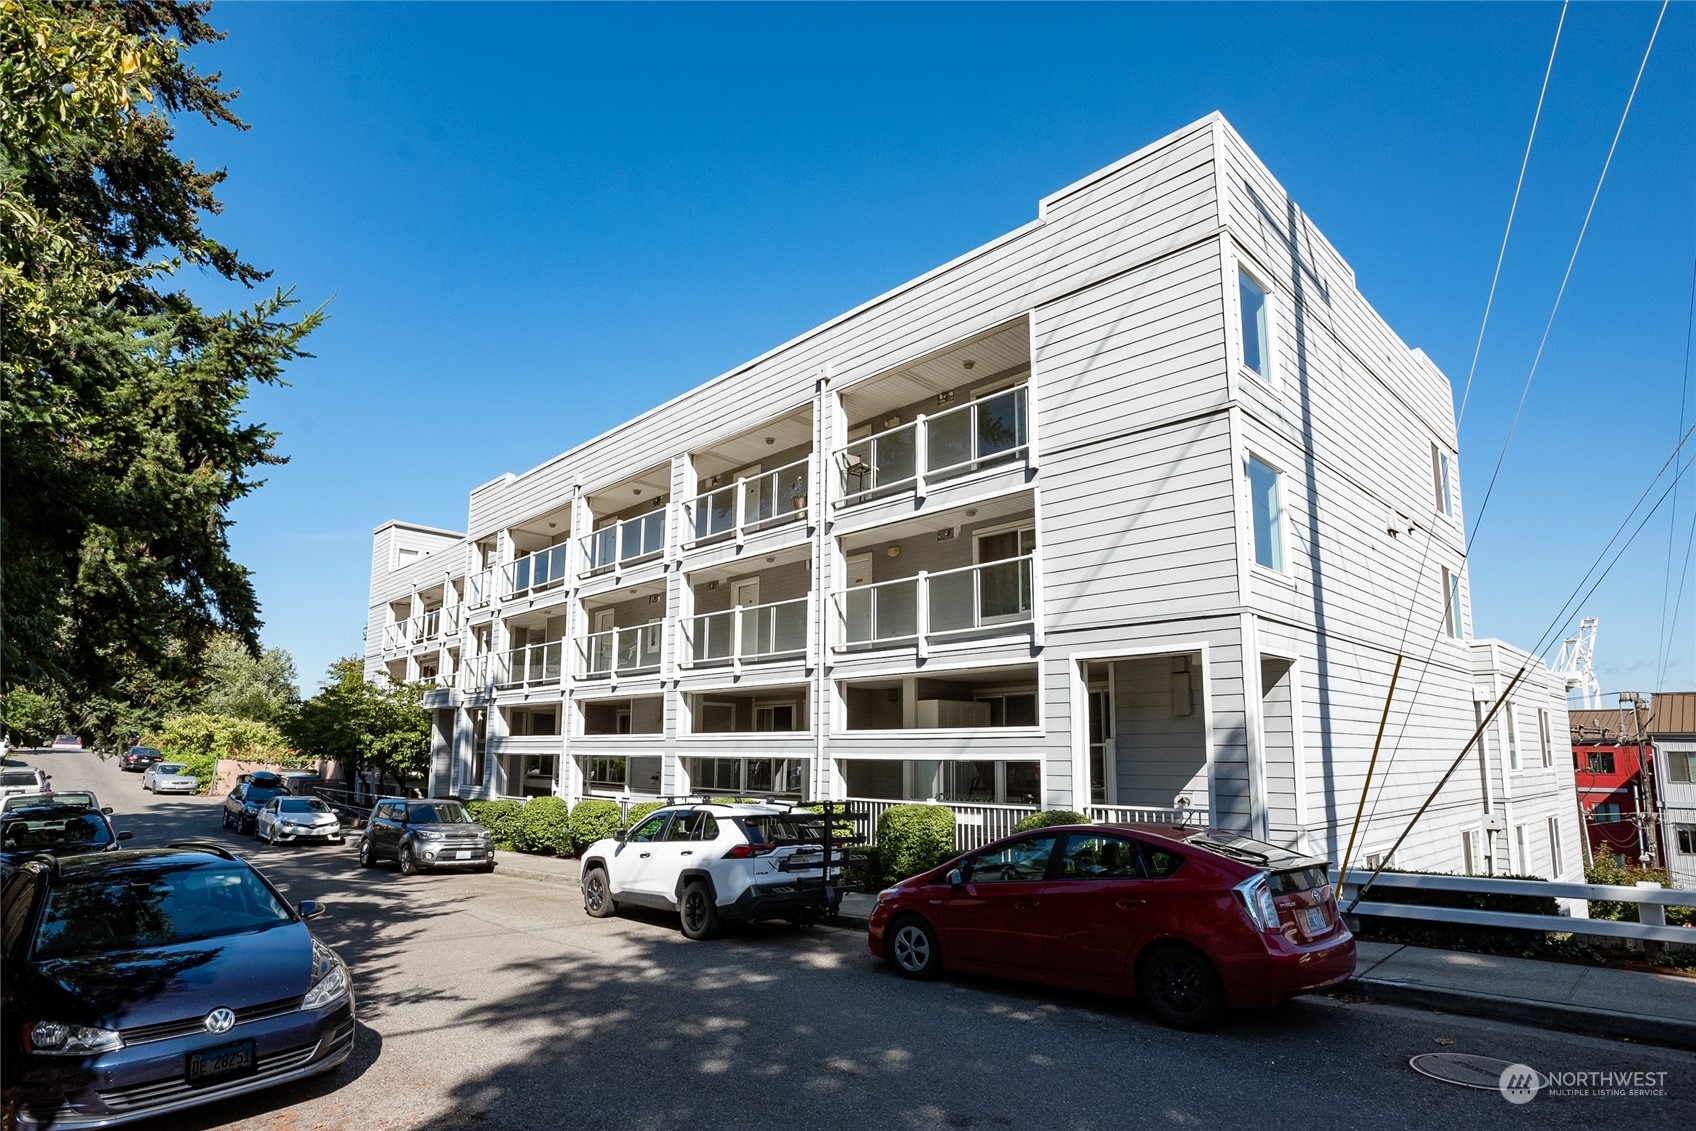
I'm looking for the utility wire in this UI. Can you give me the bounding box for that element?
[1466,0,1670,548]
[1456,0,1568,427]
[1655,254,1696,691]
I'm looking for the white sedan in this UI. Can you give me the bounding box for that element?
[256,796,344,845]
[141,761,200,794]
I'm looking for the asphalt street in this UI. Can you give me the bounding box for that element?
[14,749,1694,1131]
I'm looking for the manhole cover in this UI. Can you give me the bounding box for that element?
[1409,1053,1524,1090]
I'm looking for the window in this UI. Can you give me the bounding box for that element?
[469,708,487,788]
[1668,751,1696,784]
[1514,824,1529,875]
[1547,817,1563,878]
[1247,455,1284,572]
[584,757,626,790]
[957,835,1059,884]
[1591,802,1622,824]
[975,692,1038,727]
[754,702,798,732]
[1538,709,1552,768]
[1585,750,1616,774]
[1432,445,1454,516]
[1678,826,1696,855]
[1462,829,1481,876]
[1442,568,1463,638]
[1057,834,1141,879]
[1238,268,1270,379]
[627,814,669,843]
[1505,706,1519,770]
[693,758,742,792]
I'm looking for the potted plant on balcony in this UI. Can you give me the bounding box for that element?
[787,474,808,511]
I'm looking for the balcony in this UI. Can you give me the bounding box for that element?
[466,568,496,610]
[576,624,664,679]
[505,544,568,599]
[682,595,811,669]
[581,511,667,577]
[836,555,1034,652]
[836,384,1028,505]
[496,642,564,689]
[683,455,812,547]
[384,607,460,651]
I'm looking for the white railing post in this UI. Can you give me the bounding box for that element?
[914,414,929,500]
[732,605,744,675]
[915,571,930,659]
[734,477,748,548]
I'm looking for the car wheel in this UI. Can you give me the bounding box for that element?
[678,881,720,940]
[221,809,232,830]
[1137,943,1227,1031]
[582,867,616,918]
[886,915,942,980]
[398,842,418,877]
[357,838,375,868]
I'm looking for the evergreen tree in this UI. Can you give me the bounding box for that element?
[0,1,324,743]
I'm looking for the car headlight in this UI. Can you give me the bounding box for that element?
[415,829,443,840]
[26,1021,123,1056]
[302,941,350,1010]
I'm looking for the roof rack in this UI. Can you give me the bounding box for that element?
[165,841,240,861]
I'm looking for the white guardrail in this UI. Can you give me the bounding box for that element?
[1340,869,1696,945]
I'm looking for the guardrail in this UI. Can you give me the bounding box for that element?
[1340,869,1696,945]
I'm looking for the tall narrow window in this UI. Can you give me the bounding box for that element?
[1239,269,1270,379]
[1442,568,1463,637]
[1547,816,1563,878]
[1247,455,1284,572]
[1432,445,1454,516]
[1538,708,1552,767]
[1514,824,1529,874]
[1505,705,1520,771]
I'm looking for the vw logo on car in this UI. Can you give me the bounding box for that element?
[204,1007,236,1034]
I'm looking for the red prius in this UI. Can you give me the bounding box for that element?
[867,824,1355,1029]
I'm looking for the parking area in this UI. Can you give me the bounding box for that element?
[25,750,1694,1131]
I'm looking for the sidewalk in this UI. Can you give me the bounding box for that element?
[492,852,1692,1050]
[1348,940,1696,1050]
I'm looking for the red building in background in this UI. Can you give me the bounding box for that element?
[1569,709,1659,865]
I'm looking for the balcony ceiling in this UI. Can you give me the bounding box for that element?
[586,463,673,515]
[841,489,1034,550]
[843,319,1030,423]
[511,502,574,542]
[692,411,813,481]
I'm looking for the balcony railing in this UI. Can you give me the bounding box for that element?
[683,595,810,667]
[836,555,1034,651]
[581,510,667,576]
[505,544,569,598]
[457,654,491,692]
[576,623,664,678]
[496,642,564,689]
[1087,804,1196,826]
[384,607,458,651]
[683,456,812,546]
[843,798,1042,853]
[837,384,1028,503]
[466,568,496,610]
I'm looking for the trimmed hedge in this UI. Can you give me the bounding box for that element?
[1586,857,1695,927]
[1353,869,1565,957]
[466,800,523,850]
[1013,810,1089,833]
[877,804,957,884]
[511,796,572,855]
[624,800,665,828]
[570,799,623,854]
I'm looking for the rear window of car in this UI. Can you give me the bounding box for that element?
[54,736,79,745]
[741,816,824,845]
[130,747,161,757]
[244,786,284,805]
[2,812,113,854]
[2,771,40,787]
[33,864,294,958]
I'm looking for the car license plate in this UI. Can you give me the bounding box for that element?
[454,850,472,860]
[1299,906,1327,935]
[187,1039,255,1083]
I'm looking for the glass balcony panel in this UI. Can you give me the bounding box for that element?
[701,487,736,539]
[745,473,779,526]
[693,612,733,662]
[976,388,1027,459]
[875,428,916,487]
[620,512,665,562]
[978,558,1032,622]
[927,408,973,473]
[771,599,807,654]
[843,588,874,644]
[927,569,977,634]
[876,580,918,641]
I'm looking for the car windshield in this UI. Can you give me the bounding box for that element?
[2,812,113,854]
[32,864,294,958]
[244,786,284,806]
[2,771,40,787]
[407,801,470,824]
[278,798,330,814]
[157,763,186,775]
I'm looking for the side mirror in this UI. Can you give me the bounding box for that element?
[297,900,324,920]
[102,807,113,814]
[614,829,628,843]
[117,831,134,841]
[947,868,964,889]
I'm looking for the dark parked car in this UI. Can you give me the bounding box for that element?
[867,824,1355,1030]
[358,797,494,875]
[1,802,131,880]
[221,771,286,835]
[0,845,354,1128]
[120,745,164,772]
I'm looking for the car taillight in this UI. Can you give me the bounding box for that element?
[1233,875,1282,933]
[723,844,778,859]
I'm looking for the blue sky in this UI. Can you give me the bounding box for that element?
[173,2,1695,697]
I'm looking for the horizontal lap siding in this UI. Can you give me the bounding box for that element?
[468,122,1221,539]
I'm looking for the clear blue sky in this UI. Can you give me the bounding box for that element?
[173,2,1695,699]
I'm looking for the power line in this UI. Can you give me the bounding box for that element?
[1456,0,1568,427]
[1466,0,1671,548]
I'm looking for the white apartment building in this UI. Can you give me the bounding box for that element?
[364,113,1579,875]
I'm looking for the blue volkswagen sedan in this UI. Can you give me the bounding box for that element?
[0,845,354,1128]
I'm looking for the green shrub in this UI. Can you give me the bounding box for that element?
[145,712,301,794]
[172,752,219,795]
[877,804,956,884]
[1586,857,1695,927]
[511,796,572,855]
[466,799,523,850]
[570,799,623,854]
[1353,869,1566,957]
[1013,810,1089,833]
[623,800,665,828]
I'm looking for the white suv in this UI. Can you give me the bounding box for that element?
[579,803,841,939]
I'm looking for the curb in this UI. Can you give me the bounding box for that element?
[1346,976,1696,1052]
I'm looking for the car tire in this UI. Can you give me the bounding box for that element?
[220,809,232,830]
[582,867,616,918]
[886,915,942,980]
[357,838,376,868]
[1137,943,1227,1031]
[678,881,720,940]
[398,842,418,877]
